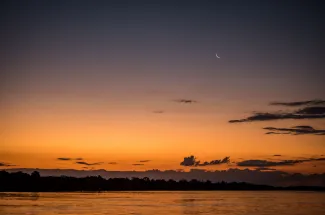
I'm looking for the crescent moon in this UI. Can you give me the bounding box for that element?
[216,53,220,58]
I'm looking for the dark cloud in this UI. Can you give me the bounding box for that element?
[270,99,325,107]
[273,155,282,157]
[0,162,15,167]
[57,158,72,161]
[265,132,287,135]
[57,157,83,161]
[180,155,230,167]
[174,99,197,104]
[75,161,103,166]
[132,164,144,166]
[108,162,117,165]
[180,156,199,166]
[296,106,325,115]
[292,125,314,129]
[255,167,277,171]
[138,160,151,163]
[237,160,301,167]
[229,107,325,123]
[264,125,325,135]
[237,158,325,167]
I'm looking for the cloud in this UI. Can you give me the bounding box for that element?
[0,162,15,167]
[57,157,83,161]
[264,125,325,135]
[237,158,325,167]
[229,107,325,123]
[138,160,151,163]
[255,167,277,171]
[296,106,325,115]
[57,158,72,161]
[75,161,103,166]
[180,156,199,166]
[180,155,230,167]
[132,164,144,166]
[237,160,301,167]
[270,99,325,107]
[108,162,117,165]
[153,110,164,114]
[265,132,286,135]
[273,155,282,157]
[174,99,197,104]
[292,125,314,129]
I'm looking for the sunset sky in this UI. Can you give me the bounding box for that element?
[1,1,324,175]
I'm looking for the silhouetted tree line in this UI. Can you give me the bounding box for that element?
[0,171,324,192]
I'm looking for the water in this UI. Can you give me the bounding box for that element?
[0,191,324,215]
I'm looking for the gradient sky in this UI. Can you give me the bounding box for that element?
[1,1,325,174]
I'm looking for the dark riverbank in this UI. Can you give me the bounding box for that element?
[1,170,324,192]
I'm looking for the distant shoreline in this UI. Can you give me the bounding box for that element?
[1,171,324,192]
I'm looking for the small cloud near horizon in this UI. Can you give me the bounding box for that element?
[255,167,277,171]
[108,162,117,165]
[264,125,325,135]
[138,160,151,163]
[180,155,230,167]
[57,157,83,161]
[75,161,103,166]
[0,162,16,167]
[174,99,197,104]
[237,157,325,167]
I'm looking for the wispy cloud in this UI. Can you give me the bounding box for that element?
[255,167,277,171]
[138,160,151,163]
[237,157,325,167]
[180,155,230,167]
[229,106,325,123]
[108,162,117,165]
[296,107,325,115]
[174,99,197,104]
[270,99,325,107]
[0,162,15,167]
[57,158,72,161]
[132,164,144,166]
[273,155,282,157]
[57,157,83,161]
[264,125,325,135]
[75,161,103,166]
[153,110,164,114]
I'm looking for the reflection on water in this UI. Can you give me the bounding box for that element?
[0,191,324,215]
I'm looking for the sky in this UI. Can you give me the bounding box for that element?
[1,0,325,178]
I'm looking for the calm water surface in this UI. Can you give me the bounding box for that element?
[0,191,324,215]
